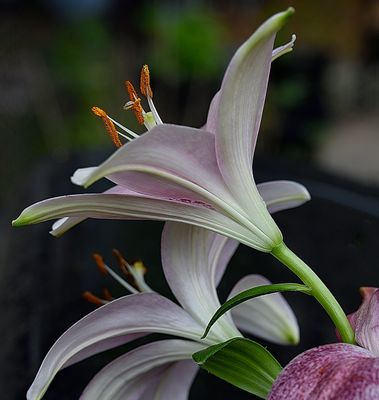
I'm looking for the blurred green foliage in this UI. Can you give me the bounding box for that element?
[142,5,227,80]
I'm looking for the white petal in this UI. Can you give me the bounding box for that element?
[14,193,269,251]
[215,10,294,246]
[229,274,299,345]
[162,222,239,340]
[27,293,203,400]
[257,180,311,213]
[80,340,202,400]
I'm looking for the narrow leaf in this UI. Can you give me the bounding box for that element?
[193,337,282,398]
[203,283,311,339]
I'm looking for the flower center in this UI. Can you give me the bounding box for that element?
[91,65,162,148]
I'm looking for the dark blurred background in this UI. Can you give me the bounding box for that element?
[1,0,379,399]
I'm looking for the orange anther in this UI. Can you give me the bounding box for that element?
[91,106,122,148]
[140,65,153,98]
[112,248,130,277]
[103,288,113,301]
[82,291,105,306]
[125,81,144,125]
[93,253,108,275]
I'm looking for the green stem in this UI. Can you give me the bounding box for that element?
[271,242,355,344]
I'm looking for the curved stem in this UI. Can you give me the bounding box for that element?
[271,242,355,344]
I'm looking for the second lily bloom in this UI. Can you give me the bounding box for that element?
[27,222,299,400]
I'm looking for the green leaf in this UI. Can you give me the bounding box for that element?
[193,337,282,398]
[202,283,311,339]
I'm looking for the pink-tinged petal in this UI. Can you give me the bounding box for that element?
[205,91,220,134]
[162,222,239,340]
[228,274,299,345]
[205,34,296,135]
[353,288,379,356]
[268,343,379,399]
[72,124,238,209]
[49,184,133,234]
[148,360,198,400]
[80,340,202,400]
[13,193,267,250]
[348,287,377,331]
[215,10,294,244]
[27,293,203,400]
[257,181,311,214]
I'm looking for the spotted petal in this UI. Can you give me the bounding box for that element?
[351,288,379,356]
[268,344,379,399]
[80,340,201,400]
[26,293,204,400]
[228,274,299,345]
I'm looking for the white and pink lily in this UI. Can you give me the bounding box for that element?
[268,287,379,399]
[13,9,309,253]
[28,222,299,400]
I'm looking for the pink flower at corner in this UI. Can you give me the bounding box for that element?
[269,288,379,399]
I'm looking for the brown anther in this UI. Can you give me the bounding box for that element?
[124,81,144,125]
[112,249,131,277]
[102,288,113,301]
[82,291,105,306]
[93,253,108,275]
[140,65,153,98]
[91,106,122,148]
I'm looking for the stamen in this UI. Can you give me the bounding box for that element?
[103,288,113,301]
[125,81,144,125]
[140,64,153,98]
[133,260,147,275]
[112,249,153,292]
[108,116,139,140]
[82,291,106,306]
[112,248,131,277]
[91,106,123,148]
[93,253,108,275]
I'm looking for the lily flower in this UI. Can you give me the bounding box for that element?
[28,222,299,400]
[268,287,379,399]
[12,9,310,252]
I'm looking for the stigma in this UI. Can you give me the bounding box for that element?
[92,65,162,148]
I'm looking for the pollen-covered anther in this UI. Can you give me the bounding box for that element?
[140,64,153,98]
[91,106,123,148]
[82,291,106,306]
[124,81,144,125]
[93,253,108,275]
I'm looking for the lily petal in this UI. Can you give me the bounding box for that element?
[268,343,379,399]
[13,193,267,249]
[80,340,202,400]
[258,180,311,214]
[215,9,294,242]
[72,124,238,208]
[146,359,199,400]
[205,34,296,135]
[215,9,293,193]
[27,293,204,400]
[228,274,299,345]
[352,288,379,356]
[161,222,239,340]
